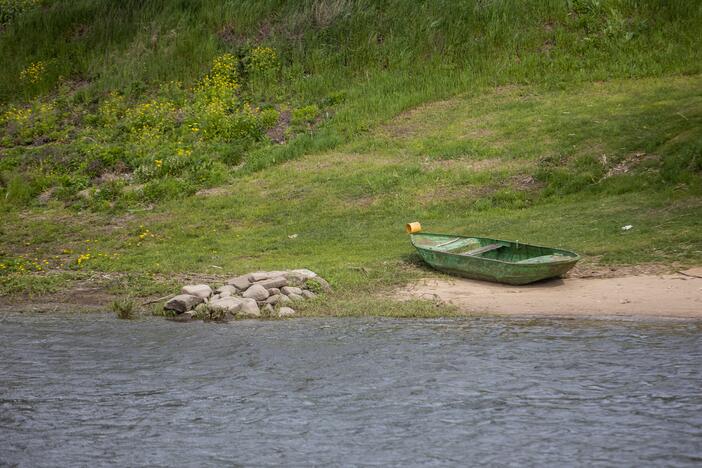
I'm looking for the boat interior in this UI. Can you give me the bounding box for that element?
[412,234,578,264]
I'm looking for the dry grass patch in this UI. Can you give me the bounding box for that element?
[287,151,399,171]
[416,183,495,207]
[195,187,234,197]
[419,157,530,172]
[379,98,465,139]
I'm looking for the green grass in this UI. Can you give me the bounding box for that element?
[2,0,701,102]
[1,0,701,210]
[2,75,701,313]
[0,1,701,314]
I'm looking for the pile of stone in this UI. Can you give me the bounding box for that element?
[164,269,330,322]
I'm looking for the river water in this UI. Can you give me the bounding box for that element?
[1,314,701,467]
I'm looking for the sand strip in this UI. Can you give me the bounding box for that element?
[396,274,702,319]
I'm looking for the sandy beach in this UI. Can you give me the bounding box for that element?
[396,269,702,319]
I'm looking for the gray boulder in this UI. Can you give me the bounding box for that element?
[263,304,275,316]
[266,270,288,278]
[281,286,303,296]
[285,269,318,286]
[169,311,196,323]
[215,285,238,296]
[238,299,261,318]
[278,294,292,305]
[255,276,288,290]
[242,284,269,301]
[181,284,212,299]
[226,275,252,291]
[165,294,204,314]
[288,293,304,302]
[269,288,281,295]
[287,269,317,281]
[301,290,316,300]
[250,272,269,282]
[208,297,243,315]
[265,294,282,305]
[278,307,296,317]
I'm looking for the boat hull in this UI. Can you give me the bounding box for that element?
[411,233,579,285]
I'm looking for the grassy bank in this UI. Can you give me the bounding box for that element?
[1,1,701,315]
[2,0,701,208]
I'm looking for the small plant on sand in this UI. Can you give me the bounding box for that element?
[112,297,138,319]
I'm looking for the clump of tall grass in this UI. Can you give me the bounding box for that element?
[111,297,138,319]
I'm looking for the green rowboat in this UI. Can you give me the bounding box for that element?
[410,232,580,285]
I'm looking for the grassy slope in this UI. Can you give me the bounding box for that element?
[1,1,701,314]
[3,75,701,314]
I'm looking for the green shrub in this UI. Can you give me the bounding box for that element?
[321,91,347,107]
[53,174,90,201]
[213,141,247,166]
[2,173,37,205]
[0,100,61,146]
[141,177,194,201]
[292,105,320,126]
[248,46,279,75]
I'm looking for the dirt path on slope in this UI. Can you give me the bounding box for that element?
[396,270,702,319]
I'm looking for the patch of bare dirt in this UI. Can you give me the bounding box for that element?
[71,23,90,40]
[0,271,230,314]
[266,110,291,143]
[160,272,229,285]
[510,174,543,191]
[0,277,120,314]
[540,39,555,53]
[600,151,656,178]
[218,24,245,45]
[343,195,376,208]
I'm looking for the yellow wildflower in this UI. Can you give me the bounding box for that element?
[19,61,46,84]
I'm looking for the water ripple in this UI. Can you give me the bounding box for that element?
[1,314,701,466]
